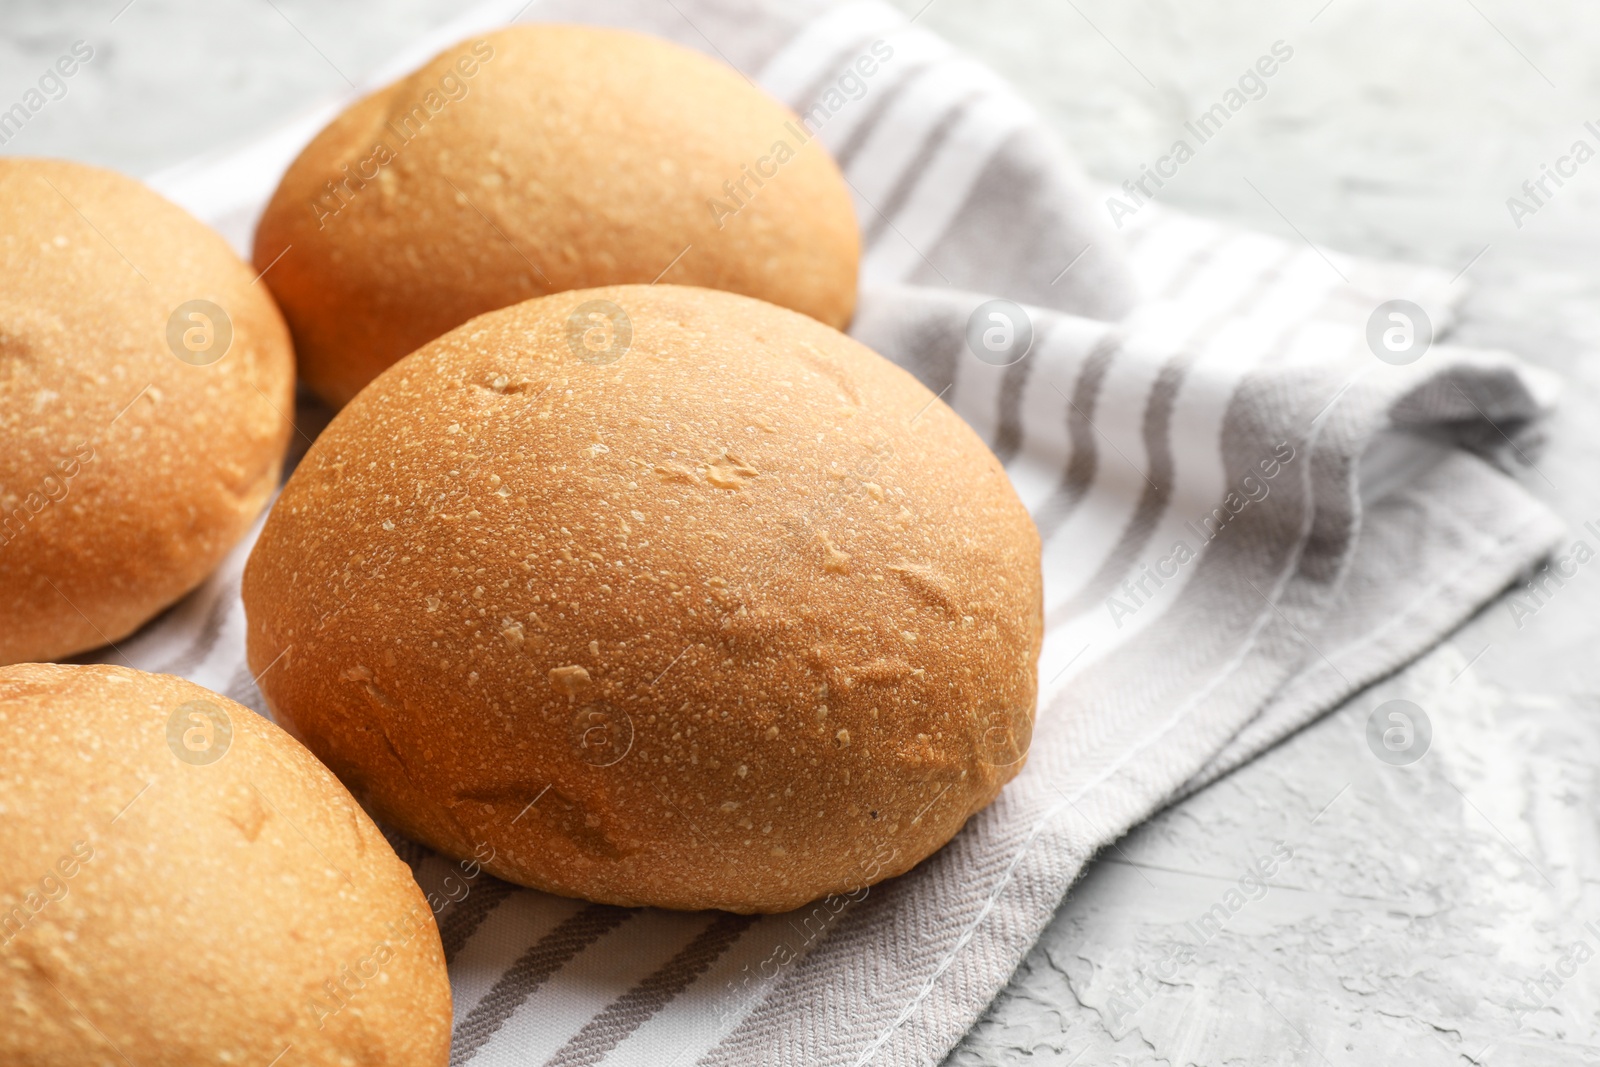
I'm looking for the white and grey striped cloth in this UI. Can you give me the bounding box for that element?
[105,1,1564,1064]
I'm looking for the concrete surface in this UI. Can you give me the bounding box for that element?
[902,2,1600,1064]
[5,1,1599,1063]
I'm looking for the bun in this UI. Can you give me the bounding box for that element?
[0,663,450,1065]
[0,158,294,665]
[254,24,860,408]
[243,285,1040,913]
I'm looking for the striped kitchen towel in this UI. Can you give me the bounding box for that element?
[100,0,1565,1064]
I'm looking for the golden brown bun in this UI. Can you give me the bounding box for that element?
[0,663,451,1065]
[243,285,1040,913]
[0,158,294,665]
[254,24,860,409]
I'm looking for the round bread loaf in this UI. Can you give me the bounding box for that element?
[0,158,294,666]
[243,285,1040,913]
[0,663,451,1064]
[254,24,861,409]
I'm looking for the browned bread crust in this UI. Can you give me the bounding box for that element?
[244,284,1040,913]
[0,158,294,665]
[255,24,861,409]
[0,663,451,1065]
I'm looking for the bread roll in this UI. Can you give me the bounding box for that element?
[0,663,450,1065]
[243,285,1040,913]
[0,158,294,666]
[253,24,860,409]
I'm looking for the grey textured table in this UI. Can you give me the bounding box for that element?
[917,4,1600,1065]
[6,2,1598,1063]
